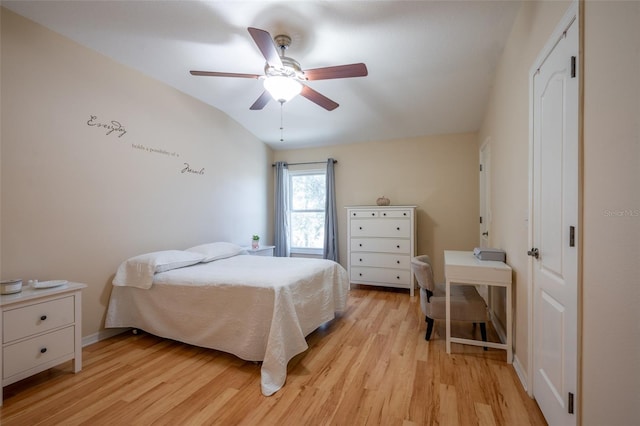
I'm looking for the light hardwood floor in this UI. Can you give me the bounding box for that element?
[0,286,546,425]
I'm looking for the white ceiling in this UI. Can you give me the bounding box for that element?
[3,0,521,150]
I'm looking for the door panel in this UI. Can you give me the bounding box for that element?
[539,290,565,403]
[540,76,565,276]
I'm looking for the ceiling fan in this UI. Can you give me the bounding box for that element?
[190,27,368,111]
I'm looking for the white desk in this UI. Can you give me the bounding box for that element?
[444,250,513,363]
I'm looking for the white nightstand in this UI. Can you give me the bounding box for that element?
[244,245,275,257]
[0,281,86,406]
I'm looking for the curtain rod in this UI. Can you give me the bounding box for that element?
[272,159,337,167]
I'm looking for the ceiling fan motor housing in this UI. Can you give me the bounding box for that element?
[274,34,292,50]
[265,56,305,80]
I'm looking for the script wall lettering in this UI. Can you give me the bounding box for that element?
[181,163,205,175]
[87,115,127,137]
[85,114,205,177]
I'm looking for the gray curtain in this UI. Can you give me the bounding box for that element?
[274,161,290,257]
[323,158,338,261]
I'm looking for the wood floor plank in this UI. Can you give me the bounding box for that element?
[440,383,460,426]
[475,402,498,426]
[0,287,547,425]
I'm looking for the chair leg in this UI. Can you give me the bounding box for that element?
[425,316,435,341]
[480,322,487,351]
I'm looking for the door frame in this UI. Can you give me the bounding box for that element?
[526,0,582,418]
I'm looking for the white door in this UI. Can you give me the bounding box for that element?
[479,141,491,247]
[478,142,492,305]
[530,12,578,426]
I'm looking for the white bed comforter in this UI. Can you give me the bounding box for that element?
[105,255,349,395]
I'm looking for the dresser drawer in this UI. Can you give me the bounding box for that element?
[350,219,411,238]
[3,296,75,342]
[350,267,412,286]
[3,326,75,380]
[351,253,410,269]
[378,209,412,218]
[349,210,379,218]
[350,238,411,253]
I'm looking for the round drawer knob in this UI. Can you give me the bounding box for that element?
[397,245,400,248]
[396,227,400,231]
[371,213,375,216]
[40,347,47,354]
[396,260,400,264]
[359,243,362,247]
[403,213,407,216]
[396,276,400,280]
[383,213,387,216]
[359,227,363,230]
[40,315,47,321]
[359,259,363,262]
[359,273,363,277]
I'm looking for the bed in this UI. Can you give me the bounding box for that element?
[104,242,349,396]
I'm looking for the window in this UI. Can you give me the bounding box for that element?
[289,170,326,254]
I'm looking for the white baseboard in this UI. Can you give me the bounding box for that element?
[489,310,531,397]
[82,327,131,347]
[512,354,531,396]
[490,310,507,345]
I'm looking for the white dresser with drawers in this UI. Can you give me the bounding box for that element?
[346,206,417,296]
[0,281,85,405]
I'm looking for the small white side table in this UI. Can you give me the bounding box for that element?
[444,250,513,363]
[244,245,275,257]
[0,281,86,405]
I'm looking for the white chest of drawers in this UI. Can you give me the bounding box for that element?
[0,282,86,405]
[346,206,417,296]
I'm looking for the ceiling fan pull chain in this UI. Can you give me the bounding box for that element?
[280,101,284,142]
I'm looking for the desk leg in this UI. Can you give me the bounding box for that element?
[446,279,451,354]
[506,283,513,364]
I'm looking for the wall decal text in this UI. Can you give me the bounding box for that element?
[87,115,127,137]
[181,163,205,175]
[132,143,179,157]
[86,115,204,176]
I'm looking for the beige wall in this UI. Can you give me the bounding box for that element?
[582,1,639,424]
[0,9,273,339]
[480,0,640,424]
[275,133,479,282]
[477,0,571,387]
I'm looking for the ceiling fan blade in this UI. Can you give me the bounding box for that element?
[303,63,368,81]
[250,91,272,110]
[190,70,261,79]
[300,85,339,111]
[248,27,283,69]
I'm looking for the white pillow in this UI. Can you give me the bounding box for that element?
[112,250,204,289]
[185,242,246,262]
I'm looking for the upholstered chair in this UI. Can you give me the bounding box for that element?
[410,255,488,343]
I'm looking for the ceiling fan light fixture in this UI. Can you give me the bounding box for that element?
[264,76,302,103]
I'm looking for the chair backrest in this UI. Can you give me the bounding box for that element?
[410,255,436,293]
